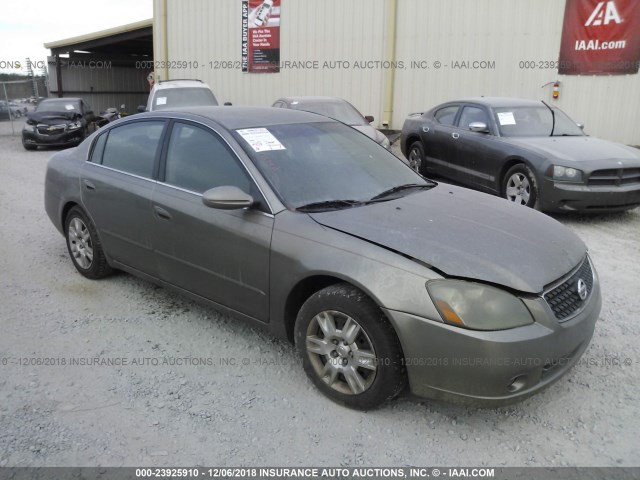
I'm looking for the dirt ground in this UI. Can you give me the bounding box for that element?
[1,119,639,467]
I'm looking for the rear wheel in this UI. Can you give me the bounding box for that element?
[503,164,538,208]
[407,141,426,174]
[294,283,406,410]
[65,207,112,279]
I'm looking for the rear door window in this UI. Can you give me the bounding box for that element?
[434,105,460,126]
[101,121,165,178]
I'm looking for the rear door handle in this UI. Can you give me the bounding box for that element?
[83,180,96,190]
[452,132,460,139]
[153,205,172,221]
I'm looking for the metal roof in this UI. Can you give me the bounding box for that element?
[44,19,153,56]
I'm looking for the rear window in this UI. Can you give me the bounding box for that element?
[36,99,81,112]
[152,88,218,110]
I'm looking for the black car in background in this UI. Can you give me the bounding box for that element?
[22,98,98,150]
[0,101,22,119]
[401,97,640,212]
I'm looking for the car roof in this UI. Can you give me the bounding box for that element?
[454,97,545,108]
[141,106,334,130]
[40,97,82,103]
[153,80,211,90]
[277,96,347,105]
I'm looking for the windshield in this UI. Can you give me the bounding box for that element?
[233,122,427,210]
[153,88,218,110]
[494,106,584,137]
[289,101,367,126]
[36,99,80,113]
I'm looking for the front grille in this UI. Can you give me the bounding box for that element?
[36,124,66,136]
[588,168,640,186]
[544,257,594,321]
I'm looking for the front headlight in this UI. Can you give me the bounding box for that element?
[549,165,584,182]
[68,122,82,130]
[426,280,534,331]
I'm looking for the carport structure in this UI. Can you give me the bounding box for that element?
[44,19,153,114]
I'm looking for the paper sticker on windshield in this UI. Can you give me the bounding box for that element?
[156,97,167,106]
[237,128,286,152]
[497,112,516,125]
[65,104,75,110]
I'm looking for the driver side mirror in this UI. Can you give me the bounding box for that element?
[576,123,584,130]
[469,122,489,133]
[202,186,254,210]
[137,105,146,113]
[365,115,374,123]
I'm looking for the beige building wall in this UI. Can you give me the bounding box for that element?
[153,0,640,145]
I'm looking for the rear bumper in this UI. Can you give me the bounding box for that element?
[384,277,601,406]
[540,179,640,212]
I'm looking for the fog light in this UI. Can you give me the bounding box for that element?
[507,374,528,393]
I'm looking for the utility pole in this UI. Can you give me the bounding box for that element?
[25,57,38,98]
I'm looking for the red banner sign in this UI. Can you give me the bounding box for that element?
[242,0,281,73]
[558,0,640,75]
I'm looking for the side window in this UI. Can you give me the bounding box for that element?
[434,106,459,126]
[102,121,164,178]
[164,122,251,194]
[90,132,107,163]
[458,106,489,130]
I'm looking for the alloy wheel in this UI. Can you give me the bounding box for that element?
[305,310,377,395]
[68,217,94,269]
[408,147,423,173]
[505,172,531,205]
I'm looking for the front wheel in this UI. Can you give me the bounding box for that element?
[22,137,36,151]
[294,284,406,410]
[65,207,112,279]
[503,164,538,208]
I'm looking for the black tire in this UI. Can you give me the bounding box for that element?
[64,206,112,279]
[294,283,406,410]
[22,136,37,151]
[502,163,538,208]
[407,141,426,174]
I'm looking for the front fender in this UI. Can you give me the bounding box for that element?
[268,210,443,340]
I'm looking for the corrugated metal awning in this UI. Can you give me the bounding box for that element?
[44,19,153,56]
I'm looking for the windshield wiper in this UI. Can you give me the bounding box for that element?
[296,199,364,212]
[367,183,435,202]
[541,100,556,137]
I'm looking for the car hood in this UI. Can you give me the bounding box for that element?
[500,136,640,167]
[309,185,586,294]
[27,111,79,124]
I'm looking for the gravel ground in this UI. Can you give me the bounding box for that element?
[0,119,639,467]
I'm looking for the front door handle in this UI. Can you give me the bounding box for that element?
[153,206,172,220]
[83,179,96,190]
[452,132,460,139]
